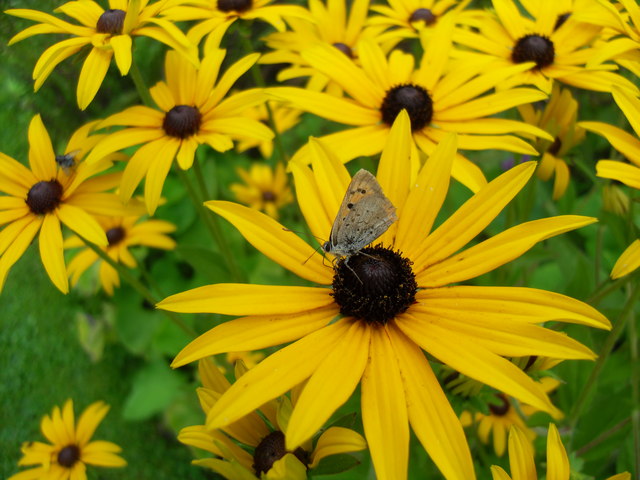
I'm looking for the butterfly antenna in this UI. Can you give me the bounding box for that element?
[282,228,327,266]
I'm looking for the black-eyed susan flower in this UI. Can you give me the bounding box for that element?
[580,86,640,279]
[8,399,125,480]
[229,163,292,219]
[491,424,631,480]
[518,84,585,199]
[161,0,311,52]
[64,212,176,295]
[0,115,126,294]
[452,0,639,94]
[159,112,610,480]
[178,358,366,479]
[270,17,552,193]
[6,0,199,110]
[85,49,273,214]
[461,377,563,457]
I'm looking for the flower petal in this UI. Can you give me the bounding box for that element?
[580,122,640,166]
[309,427,367,468]
[546,424,569,480]
[507,426,537,480]
[76,401,110,446]
[110,34,132,75]
[77,47,112,110]
[39,214,68,293]
[28,114,56,181]
[596,160,640,189]
[0,216,42,292]
[57,203,107,246]
[611,239,640,279]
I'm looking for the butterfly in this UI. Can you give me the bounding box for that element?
[322,169,397,259]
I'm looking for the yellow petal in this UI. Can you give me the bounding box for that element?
[596,160,640,189]
[546,424,570,480]
[76,401,109,446]
[581,122,640,166]
[309,427,367,468]
[110,34,133,75]
[507,426,537,480]
[611,239,640,279]
[144,138,179,214]
[39,214,68,294]
[28,114,56,181]
[77,47,112,110]
[57,203,107,246]
[0,216,42,292]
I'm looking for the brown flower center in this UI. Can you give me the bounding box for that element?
[333,42,354,58]
[253,431,308,475]
[26,180,63,215]
[488,394,511,416]
[547,137,562,156]
[96,9,126,34]
[57,445,81,467]
[409,8,436,26]
[106,226,126,246]
[262,191,277,202]
[511,34,555,69]
[381,84,433,131]
[218,0,253,13]
[163,105,202,139]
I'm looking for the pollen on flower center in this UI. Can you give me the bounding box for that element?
[217,0,253,13]
[106,227,126,246]
[96,9,126,34]
[333,42,354,58]
[26,180,63,215]
[163,105,202,139]
[511,34,555,69]
[488,394,510,416]
[331,245,417,325]
[409,8,436,25]
[381,84,433,131]
[57,444,81,467]
[253,431,308,475]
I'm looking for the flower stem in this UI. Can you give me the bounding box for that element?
[587,273,635,306]
[630,282,640,477]
[129,57,154,107]
[79,236,196,338]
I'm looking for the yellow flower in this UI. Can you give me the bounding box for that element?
[270,17,552,193]
[64,212,177,295]
[178,358,366,479]
[491,424,631,480]
[580,86,640,279]
[85,49,273,214]
[6,0,199,110]
[8,399,126,480]
[452,0,639,94]
[159,113,610,480]
[0,115,125,294]
[230,163,293,219]
[518,84,585,199]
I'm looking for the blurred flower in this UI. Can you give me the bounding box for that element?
[7,0,198,110]
[270,17,552,193]
[0,115,125,293]
[518,84,585,199]
[178,358,366,479]
[64,213,176,295]
[580,86,640,278]
[159,113,610,480]
[602,183,630,216]
[8,399,125,480]
[230,163,293,219]
[491,424,631,480]
[85,49,273,214]
[452,0,639,94]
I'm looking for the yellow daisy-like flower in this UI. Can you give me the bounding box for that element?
[6,0,199,110]
[159,113,610,480]
[0,115,126,294]
[452,0,639,94]
[580,86,640,279]
[179,358,367,479]
[8,399,126,480]
[230,163,293,219]
[461,377,563,457]
[518,84,585,199]
[162,0,311,52]
[271,17,552,192]
[64,212,176,295]
[85,49,273,214]
[491,424,631,480]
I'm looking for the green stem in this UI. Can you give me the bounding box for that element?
[129,58,154,107]
[193,155,212,201]
[569,283,640,435]
[80,236,196,338]
[595,225,604,286]
[587,273,635,306]
[629,283,640,477]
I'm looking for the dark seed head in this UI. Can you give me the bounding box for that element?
[554,13,570,31]
[57,445,81,467]
[331,245,417,325]
[333,42,354,58]
[547,137,562,156]
[217,0,252,13]
[488,394,510,416]
[106,226,126,246]
[381,84,433,131]
[163,105,202,139]
[262,191,277,202]
[409,8,436,26]
[253,431,308,475]
[26,180,63,215]
[511,34,555,69]
[96,9,126,34]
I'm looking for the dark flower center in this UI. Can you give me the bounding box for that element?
[163,105,202,139]
[253,431,308,475]
[488,394,510,416]
[331,245,417,325]
[106,226,126,246]
[511,34,555,69]
[57,445,81,467]
[409,8,436,26]
[333,42,354,58]
[262,191,277,202]
[554,13,570,31]
[547,137,562,155]
[26,180,63,215]
[96,9,126,34]
[218,0,253,13]
[381,84,433,131]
